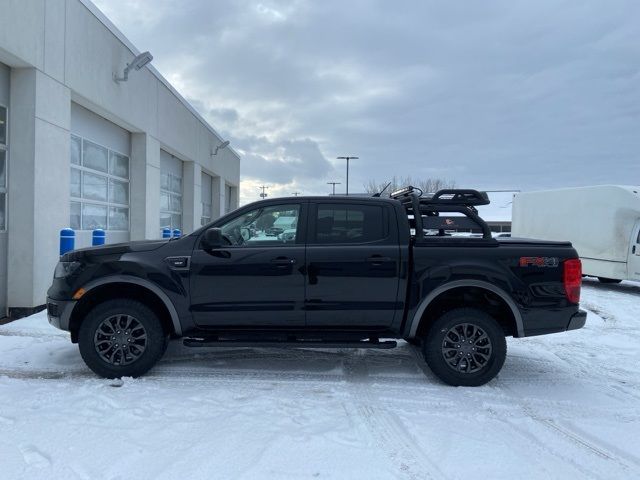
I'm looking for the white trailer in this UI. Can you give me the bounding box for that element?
[512,185,640,283]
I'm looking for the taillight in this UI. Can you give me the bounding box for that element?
[563,258,582,304]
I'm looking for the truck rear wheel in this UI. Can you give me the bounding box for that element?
[78,299,168,378]
[422,308,506,386]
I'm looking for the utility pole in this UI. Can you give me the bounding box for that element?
[291,191,301,196]
[259,185,269,199]
[337,156,358,195]
[327,182,341,195]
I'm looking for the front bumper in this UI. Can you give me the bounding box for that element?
[567,309,587,331]
[46,297,76,331]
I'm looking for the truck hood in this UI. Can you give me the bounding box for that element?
[61,240,168,261]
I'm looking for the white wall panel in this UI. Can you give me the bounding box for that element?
[71,103,130,155]
[0,62,9,105]
[0,0,240,312]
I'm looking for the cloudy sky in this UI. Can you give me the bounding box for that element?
[93,0,640,204]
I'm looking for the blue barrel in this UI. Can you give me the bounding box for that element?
[59,228,75,256]
[172,228,181,238]
[92,229,106,246]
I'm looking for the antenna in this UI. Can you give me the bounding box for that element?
[372,181,392,197]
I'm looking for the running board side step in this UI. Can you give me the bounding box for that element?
[183,339,398,349]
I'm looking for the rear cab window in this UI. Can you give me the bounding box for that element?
[312,203,389,244]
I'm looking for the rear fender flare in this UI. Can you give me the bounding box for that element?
[406,279,524,338]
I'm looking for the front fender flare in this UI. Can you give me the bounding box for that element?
[78,275,183,336]
[406,279,524,339]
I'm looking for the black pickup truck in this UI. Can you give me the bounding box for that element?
[46,188,586,386]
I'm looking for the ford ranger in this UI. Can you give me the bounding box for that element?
[46,188,586,386]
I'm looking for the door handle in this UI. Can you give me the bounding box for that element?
[633,245,636,254]
[366,255,392,265]
[271,257,296,266]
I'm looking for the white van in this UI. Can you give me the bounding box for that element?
[512,185,640,283]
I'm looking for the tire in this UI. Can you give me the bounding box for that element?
[78,299,168,378]
[422,308,506,387]
[597,277,622,284]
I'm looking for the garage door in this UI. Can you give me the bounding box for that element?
[70,103,131,249]
[0,62,9,317]
[160,150,183,231]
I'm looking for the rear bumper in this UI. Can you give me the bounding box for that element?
[46,297,76,332]
[520,307,587,337]
[567,309,587,331]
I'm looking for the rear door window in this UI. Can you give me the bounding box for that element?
[314,204,386,244]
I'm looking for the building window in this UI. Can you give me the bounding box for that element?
[0,150,6,231]
[225,184,232,214]
[69,134,130,231]
[0,104,6,146]
[160,152,182,231]
[201,172,213,226]
[0,105,7,231]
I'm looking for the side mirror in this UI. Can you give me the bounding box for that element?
[202,227,223,250]
[240,226,252,241]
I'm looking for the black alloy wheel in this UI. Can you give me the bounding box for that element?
[93,314,148,366]
[422,308,507,387]
[441,322,493,374]
[78,299,168,378]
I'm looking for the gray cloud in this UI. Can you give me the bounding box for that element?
[95,0,640,202]
[239,136,335,184]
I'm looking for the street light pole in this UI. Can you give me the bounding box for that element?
[327,182,341,195]
[337,156,358,195]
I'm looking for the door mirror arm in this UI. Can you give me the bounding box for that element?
[202,227,224,250]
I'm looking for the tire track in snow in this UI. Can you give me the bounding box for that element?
[519,402,639,471]
[494,414,603,480]
[0,330,69,339]
[342,351,448,480]
[498,383,638,476]
[0,362,427,388]
[0,368,88,380]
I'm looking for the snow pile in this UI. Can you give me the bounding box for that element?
[1,279,639,479]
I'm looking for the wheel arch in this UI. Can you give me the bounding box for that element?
[406,280,524,339]
[68,276,182,340]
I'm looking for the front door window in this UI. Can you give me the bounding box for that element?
[220,204,300,246]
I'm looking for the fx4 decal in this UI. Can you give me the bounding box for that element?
[519,256,559,268]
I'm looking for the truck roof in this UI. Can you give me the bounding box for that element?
[248,195,401,205]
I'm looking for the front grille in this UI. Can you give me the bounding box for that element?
[47,302,59,317]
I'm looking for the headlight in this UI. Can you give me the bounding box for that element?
[54,261,82,279]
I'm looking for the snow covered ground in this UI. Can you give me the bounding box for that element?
[1,279,639,479]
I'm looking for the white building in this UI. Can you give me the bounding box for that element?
[0,0,241,318]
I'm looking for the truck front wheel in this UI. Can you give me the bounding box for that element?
[78,299,168,378]
[422,308,506,386]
